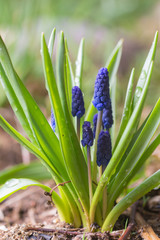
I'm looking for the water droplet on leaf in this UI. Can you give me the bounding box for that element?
[5,179,20,188]
[135,87,142,98]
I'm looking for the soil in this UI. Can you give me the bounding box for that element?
[0,188,160,239]
[0,108,160,239]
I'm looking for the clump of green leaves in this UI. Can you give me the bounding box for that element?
[0,29,159,232]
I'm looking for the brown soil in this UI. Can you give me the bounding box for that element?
[0,184,160,239]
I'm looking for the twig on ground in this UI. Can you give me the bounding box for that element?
[118,201,138,240]
[135,212,160,240]
[25,226,124,238]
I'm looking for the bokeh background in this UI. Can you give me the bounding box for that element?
[0,0,160,170]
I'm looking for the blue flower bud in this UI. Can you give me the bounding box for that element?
[72,86,85,118]
[51,109,56,132]
[93,113,98,138]
[81,121,93,147]
[92,68,110,111]
[96,130,112,170]
[102,103,113,130]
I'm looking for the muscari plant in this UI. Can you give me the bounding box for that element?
[0,28,160,232]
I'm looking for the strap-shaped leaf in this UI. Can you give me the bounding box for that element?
[0,161,51,185]
[41,34,90,216]
[0,37,65,168]
[132,31,158,109]
[0,178,73,224]
[108,112,150,190]
[0,178,51,202]
[0,115,67,179]
[0,62,37,145]
[48,28,56,57]
[74,38,84,89]
[114,68,135,149]
[56,31,70,113]
[110,75,117,144]
[107,98,160,210]
[65,38,75,113]
[106,39,123,89]
[101,170,160,231]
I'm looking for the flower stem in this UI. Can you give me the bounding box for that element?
[92,110,103,182]
[87,146,93,206]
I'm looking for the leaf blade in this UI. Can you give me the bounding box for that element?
[102,170,160,231]
[0,178,51,202]
[74,38,84,89]
[132,31,158,108]
[41,34,90,214]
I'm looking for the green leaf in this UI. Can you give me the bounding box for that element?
[74,38,84,89]
[0,115,58,175]
[132,31,158,109]
[108,112,150,191]
[41,34,90,219]
[125,133,160,189]
[110,75,117,144]
[0,178,51,202]
[65,38,75,115]
[0,112,82,226]
[56,31,70,113]
[0,36,37,145]
[0,82,6,106]
[48,28,56,57]
[114,68,135,149]
[85,39,123,122]
[0,161,52,185]
[102,170,160,231]
[0,37,66,171]
[107,98,160,211]
[0,36,68,180]
[0,177,73,224]
[106,39,123,89]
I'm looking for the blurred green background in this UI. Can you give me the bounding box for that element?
[0,0,160,113]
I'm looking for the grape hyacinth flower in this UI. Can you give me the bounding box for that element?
[81,121,93,147]
[102,104,113,130]
[81,121,93,204]
[72,86,85,141]
[96,130,112,220]
[72,86,85,118]
[51,109,56,132]
[97,130,112,172]
[92,67,111,181]
[93,113,98,138]
[92,67,110,111]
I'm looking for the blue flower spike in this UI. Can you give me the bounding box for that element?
[51,109,56,132]
[93,113,98,139]
[72,86,85,141]
[92,68,110,111]
[97,130,112,172]
[72,86,85,118]
[81,121,93,147]
[102,104,113,130]
[81,121,93,204]
[92,67,111,181]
